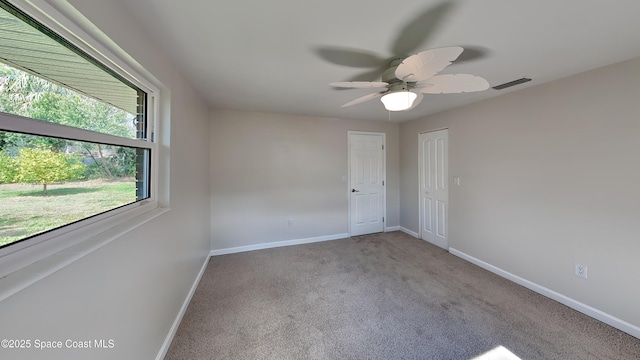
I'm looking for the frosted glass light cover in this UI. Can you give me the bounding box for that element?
[380,91,417,111]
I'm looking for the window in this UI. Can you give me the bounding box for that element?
[0,0,156,254]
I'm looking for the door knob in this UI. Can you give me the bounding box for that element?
[351,189,359,192]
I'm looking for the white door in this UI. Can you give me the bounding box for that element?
[419,129,449,249]
[349,132,385,236]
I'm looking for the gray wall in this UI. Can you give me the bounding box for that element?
[210,110,399,250]
[400,57,640,329]
[0,1,211,359]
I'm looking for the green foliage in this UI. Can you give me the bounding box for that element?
[109,147,137,177]
[0,151,18,183]
[1,65,135,138]
[0,65,58,128]
[15,148,86,194]
[0,131,8,150]
[0,64,137,179]
[83,162,105,180]
[81,146,137,179]
[29,91,133,138]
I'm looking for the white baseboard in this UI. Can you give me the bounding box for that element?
[210,233,350,256]
[385,226,400,232]
[449,248,640,339]
[399,227,419,238]
[156,255,210,360]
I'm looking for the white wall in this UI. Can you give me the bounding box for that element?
[400,57,640,331]
[210,110,399,251]
[0,1,211,359]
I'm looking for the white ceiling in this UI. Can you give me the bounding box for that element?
[118,0,640,122]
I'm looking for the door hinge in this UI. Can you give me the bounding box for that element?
[382,145,384,150]
[382,180,384,186]
[382,217,385,222]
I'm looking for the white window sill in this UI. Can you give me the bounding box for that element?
[0,206,169,302]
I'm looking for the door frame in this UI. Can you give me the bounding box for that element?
[418,128,449,248]
[347,131,387,236]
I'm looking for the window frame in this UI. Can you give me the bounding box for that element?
[0,0,163,281]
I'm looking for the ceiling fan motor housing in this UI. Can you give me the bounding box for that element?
[387,83,409,93]
[382,58,405,85]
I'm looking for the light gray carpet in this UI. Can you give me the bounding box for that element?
[165,232,640,359]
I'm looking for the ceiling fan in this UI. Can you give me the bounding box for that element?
[318,2,490,112]
[330,46,489,112]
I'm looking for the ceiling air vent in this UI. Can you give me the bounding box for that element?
[492,78,532,90]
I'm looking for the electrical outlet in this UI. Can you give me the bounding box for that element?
[574,263,588,279]
[288,218,294,227]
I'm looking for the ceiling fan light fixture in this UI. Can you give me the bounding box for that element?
[380,91,417,111]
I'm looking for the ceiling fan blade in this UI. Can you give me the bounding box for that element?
[332,67,390,90]
[407,90,424,110]
[417,74,490,94]
[395,47,464,82]
[315,46,386,68]
[346,67,387,82]
[454,45,491,64]
[341,92,383,107]
[391,2,456,57]
[330,81,389,89]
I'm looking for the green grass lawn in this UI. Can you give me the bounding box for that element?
[0,179,136,247]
